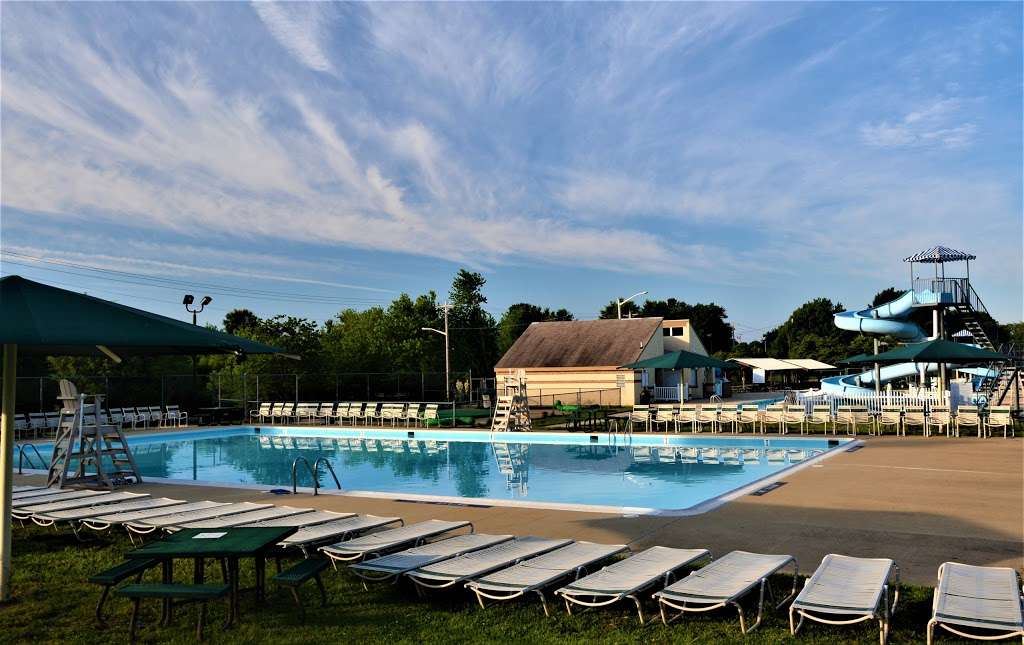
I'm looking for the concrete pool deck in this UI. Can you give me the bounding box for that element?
[14,434,1022,585]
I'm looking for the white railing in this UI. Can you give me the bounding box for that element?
[797,390,950,413]
[653,386,681,401]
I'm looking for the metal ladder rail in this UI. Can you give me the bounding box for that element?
[291,456,342,495]
[15,443,46,474]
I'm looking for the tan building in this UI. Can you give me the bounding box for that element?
[494,317,710,406]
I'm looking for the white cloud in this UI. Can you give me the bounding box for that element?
[252,2,334,73]
[860,97,978,149]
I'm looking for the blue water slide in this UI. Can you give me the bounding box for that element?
[822,290,935,395]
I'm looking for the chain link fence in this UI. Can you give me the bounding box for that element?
[6,371,475,414]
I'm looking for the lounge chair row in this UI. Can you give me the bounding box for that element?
[249,402,442,427]
[15,483,1021,644]
[627,403,1015,438]
[9,404,188,438]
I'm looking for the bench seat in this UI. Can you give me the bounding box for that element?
[273,558,329,617]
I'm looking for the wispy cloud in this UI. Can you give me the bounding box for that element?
[252,2,334,73]
[860,97,978,149]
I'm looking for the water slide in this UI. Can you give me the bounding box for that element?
[821,290,938,395]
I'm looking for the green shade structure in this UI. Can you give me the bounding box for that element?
[0,275,282,357]
[0,275,286,603]
[841,338,1009,366]
[620,349,736,371]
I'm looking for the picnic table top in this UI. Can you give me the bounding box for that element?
[127,526,295,559]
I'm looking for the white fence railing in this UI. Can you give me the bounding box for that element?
[797,390,951,413]
[653,386,682,401]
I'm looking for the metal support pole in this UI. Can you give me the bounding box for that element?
[294,374,299,405]
[1,343,19,602]
[443,306,451,401]
[38,378,43,414]
[217,374,222,408]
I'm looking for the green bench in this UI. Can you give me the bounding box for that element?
[88,558,159,624]
[272,558,330,618]
[117,583,230,642]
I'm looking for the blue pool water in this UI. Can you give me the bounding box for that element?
[34,428,849,512]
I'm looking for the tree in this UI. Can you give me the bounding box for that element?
[601,297,735,353]
[497,303,574,355]
[871,287,903,307]
[447,270,498,376]
[599,300,640,319]
[223,308,260,335]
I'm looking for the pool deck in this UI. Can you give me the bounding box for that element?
[14,433,1022,585]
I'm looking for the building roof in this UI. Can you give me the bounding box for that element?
[781,359,837,370]
[731,357,837,371]
[495,318,663,369]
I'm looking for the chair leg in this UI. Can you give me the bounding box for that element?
[95,586,111,625]
[196,601,206,642]
[290,587,305,620]
[314,574,328,607]
[128,597,141,644]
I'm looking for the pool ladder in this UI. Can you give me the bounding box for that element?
[291,456,342,496]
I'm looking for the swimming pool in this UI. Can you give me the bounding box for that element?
[33,428,852,515]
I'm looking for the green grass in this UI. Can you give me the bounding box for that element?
[0,524,979,644]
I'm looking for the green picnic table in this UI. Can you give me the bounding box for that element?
[424,408,493,427]
[127,526,296,626]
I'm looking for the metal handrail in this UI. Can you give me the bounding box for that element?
[291,455,342,495]
[16,443,46,474]
[313,457,341,491]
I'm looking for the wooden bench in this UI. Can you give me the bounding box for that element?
[117,583,230,642]
[88,558,159,624]
[272,558,330,618]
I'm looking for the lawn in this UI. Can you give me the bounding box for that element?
[0,524,976,644]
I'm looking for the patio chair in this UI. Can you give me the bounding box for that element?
[250,402,272,423]
[277,402,297,424]
[736,405,761,434]
[556,546,711,623]
[789,554,899,644]
[718,405,740,434]
[44,411,61,436]
[985,406,1014,438]
[145,406,164,427]
[676,405,697,433]
[927,562,1024,645]
[315,403,335,425]
[351,534,513,585]
[406,536,572,593]
[106,408,125,429]
[926,407,953,438]
[783,405,807,435]
[320,519,471,565]
[762,404,785,434]
[163,405,188,428]
[694,405,718,433]
[651,405,676,433]
[654,550,799,634]
[954,405,982,438]
[124,502,272,535]
[628,405,650,433]
[805,405,832,435]
[404,403,423,427]
[28,412,48,438]
[419,404,439,427]
[834,406,873,436]
[877,406,903,436]
[466,542,629,615]
[13,413,29,438]
[903,406,927,437]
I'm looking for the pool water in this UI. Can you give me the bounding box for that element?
[34,428,849,513]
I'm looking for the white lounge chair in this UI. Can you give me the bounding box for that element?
[986,406,1014,438]
[878,406,903,436]
[12,486,66,500]
[19,491,150,522]
[31,496,185,538]
[806,405,832,434]
[927,407,953,438]
[650,405,676,433]
[628,405,650,433]
[124,502,271,534]
[789,554,899,644]
[466,541,629,615]
[406,536,572,593]
[176,506,315,530]
[955,405,982,438]
[320,519,471,564]
[694,405,718,433]
[654,550,798,633]
[927,562,1024,645]
[904,406,927,436]
[835,405,872,436]
[240,510,354,528]
[163,405,187,427]
[282,514,404,556]
[11,489,108,508]
[762,404,786,434]
[783,405,807,435]
[555,546,710,623]
[350,533,513,585]
[82,500,226,533]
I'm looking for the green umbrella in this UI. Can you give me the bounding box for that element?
[0,275,286,601]
[620,349,736,370]
[841,338,1009,366]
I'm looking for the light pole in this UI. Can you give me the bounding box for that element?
[422,303,453,401]
[183,294,212,390]
[617,291,648,319]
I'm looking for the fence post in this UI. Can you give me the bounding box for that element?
[104,376,109,402]
[38,378,43,413]
[294,374,299,404]
[160,375,165,409]
[242,373,247,418]
[335,374,339,404]
[421,372,425,400]
[366,374,370,400]
[217,374,222,408]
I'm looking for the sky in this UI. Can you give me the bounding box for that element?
[1,2,1021,341]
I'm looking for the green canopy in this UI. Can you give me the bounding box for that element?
[0,275,283,357]
[842,338,1009,366]
[620,349,735,370]
[0,275,285,602]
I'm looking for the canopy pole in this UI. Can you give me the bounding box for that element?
[0,343,17,603]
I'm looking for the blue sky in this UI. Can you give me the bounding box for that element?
[1,2,1021,340]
